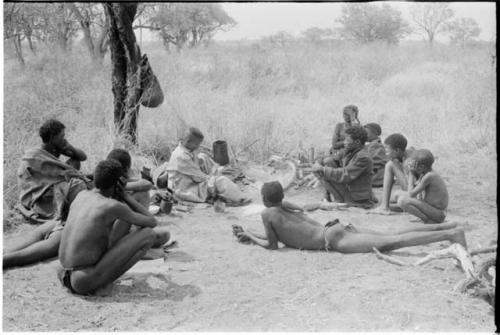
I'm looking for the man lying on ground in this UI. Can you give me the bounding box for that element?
[369,133,415,215]
[396,149,449,223]
[17,119,91,223]
[57,159,170,295]
[363,123,388,188]
[309,125,376,209]
[152,127,251,205]
[234,181,466,253]
[107,148,153,208]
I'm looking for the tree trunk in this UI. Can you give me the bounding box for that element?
[105,3,142,144]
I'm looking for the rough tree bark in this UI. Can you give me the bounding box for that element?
[104,2,163,144]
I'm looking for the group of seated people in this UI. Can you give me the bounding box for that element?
[3,112,465,296]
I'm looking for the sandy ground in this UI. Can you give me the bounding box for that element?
[2,164,497,331]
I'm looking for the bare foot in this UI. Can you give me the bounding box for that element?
[367,207,394,215]
[450,229,468,250]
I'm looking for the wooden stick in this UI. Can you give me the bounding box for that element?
[470,246,497,256]
[373,247,410,266]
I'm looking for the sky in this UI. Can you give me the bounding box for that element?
[213,2,496,42]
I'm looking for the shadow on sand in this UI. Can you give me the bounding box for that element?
[82,272,201,303]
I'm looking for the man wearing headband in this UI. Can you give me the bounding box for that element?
[234,181,466,253]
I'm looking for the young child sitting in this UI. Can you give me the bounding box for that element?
[370,133,414,214]
[363,123,388,188]
[396,149,448,223]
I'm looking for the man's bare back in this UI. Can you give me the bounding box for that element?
[419,171,448,210]
[236,181,466,253]
[261,207,325,250]
[59,190,124,269]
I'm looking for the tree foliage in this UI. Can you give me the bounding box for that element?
[135,3,236,50]
[410,3,454,47]
[445,18,481,48]
[4,3,111,64]
[301,27,334,44]
[337,3,410,45]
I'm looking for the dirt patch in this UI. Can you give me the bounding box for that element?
[2,167,496,331]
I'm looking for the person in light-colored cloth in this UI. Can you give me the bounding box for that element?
[16,119,91,223]
[153,127,251,205]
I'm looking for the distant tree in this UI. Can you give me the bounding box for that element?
[264,31,295,48]
[410,3,454,48]
[337,3,410,44]
[445,17,481,48]
[67,3,109,62]
[135,3,236,51]
[301,27,334,44]
[4,3,27,66]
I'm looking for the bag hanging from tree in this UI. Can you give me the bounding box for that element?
[140,54,164,108]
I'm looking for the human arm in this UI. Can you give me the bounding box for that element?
[408,174,431,198]
[331,123,345,150]
[60,140,87,162]
[323,154,371,183]
[113,181,157,227]
[125,179,153,192]
[282,200,304,212]
[238,213,279,250]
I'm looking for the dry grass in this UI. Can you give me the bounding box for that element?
[3,40,497,226]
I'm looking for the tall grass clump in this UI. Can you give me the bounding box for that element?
[3,40,496,220]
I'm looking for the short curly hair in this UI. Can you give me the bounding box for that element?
[345,125,367,145]
[384,133,407,151]
[413,149,434,169]
[94,159,125,190]
[107,148,132,170]
[39,119,65,143]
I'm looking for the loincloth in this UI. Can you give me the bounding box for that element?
[323,219,358,251]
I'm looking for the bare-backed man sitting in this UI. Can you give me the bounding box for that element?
[57,159,169,295]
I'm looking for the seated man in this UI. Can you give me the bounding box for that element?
[369,133,415,214]
[309,125,376,208]
[234,181,466,253]
[107,148,153,208]
[4,120,91,269]
[363,123,388,188]
[17,119,90,223]
[397,149,448,223]
[57,159,169,295]
[153,127,251,205]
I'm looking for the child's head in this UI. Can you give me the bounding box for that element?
[363,123,382,141]
[342,105,359,124]
[344,125,368,151]
[107,148,132,176]
[183,127,204,151]
[39,119,66,149]
[409,149,434,174]
[94,159,126,191]
[384,133,407,160]
[261,181,284,208]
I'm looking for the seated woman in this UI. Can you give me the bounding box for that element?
[152,127,251,206]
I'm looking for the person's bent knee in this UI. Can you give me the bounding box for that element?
[396,195,409,209]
